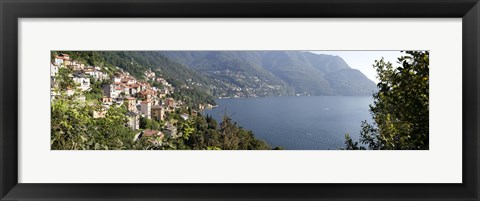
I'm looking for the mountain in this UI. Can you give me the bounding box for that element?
[160,51,377,96]
[57,51,378,99]
[159,51,293,97]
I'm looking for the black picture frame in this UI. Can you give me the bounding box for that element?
[1,0,479,200]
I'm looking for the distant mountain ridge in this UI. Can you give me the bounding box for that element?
[160,51,377,96]
[61,51,378,99]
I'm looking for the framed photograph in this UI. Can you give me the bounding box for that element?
[1,0,479,200]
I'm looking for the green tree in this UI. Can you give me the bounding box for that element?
[56,67,76,89]
[345,51,429,150]
[180,118,196,141]
[85,77,111,101]
[139,117,163,130]
[219,115,270,150]
[51,82,136,150]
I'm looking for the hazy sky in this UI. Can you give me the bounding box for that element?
[311,51,406,83]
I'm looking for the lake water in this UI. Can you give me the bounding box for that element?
[203,96,374,150]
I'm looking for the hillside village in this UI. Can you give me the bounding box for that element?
[50,53,211,147]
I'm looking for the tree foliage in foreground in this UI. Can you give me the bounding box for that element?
[345,51,429,150]
[51,93,137,150]
[145,114,272,150]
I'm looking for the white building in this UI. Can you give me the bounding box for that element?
[84,68,107,81]
[113,76,121,83]
[50,63,58,77]
[126,111,140,130]
[73,74,90,91]
[103,84,119,98]
[140,100,152,119]
[54,57,63,66]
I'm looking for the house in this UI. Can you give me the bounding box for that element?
[125,96,137,112]
[50,63,58,77]
[126,83,140,95]
[138,89,155,100]
[83,67,97,78]
[126,111,140,130]
[163,123,179,138]
[119,77,136,86]
[112,76,121,83]
[123,86,131,96]
[83,67,108,81]
[127,79,136,85]
[129,86,138,96]
[54,53,70,67]
[151,105,165,121]
[166,98,175,108]
[103,84,119,98]
[99,96,113,105]
[68,61,85,71]
[98,71,109,81]
[72,74,90,91]
[54,57,64,66]
[140,100,152,119]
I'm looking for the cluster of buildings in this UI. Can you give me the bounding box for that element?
[50,53,109,100]
[100,70,180,128]
[211,69,285,98]
[51,53,191,146]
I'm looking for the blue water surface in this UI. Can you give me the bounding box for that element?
[203,96,374,150]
